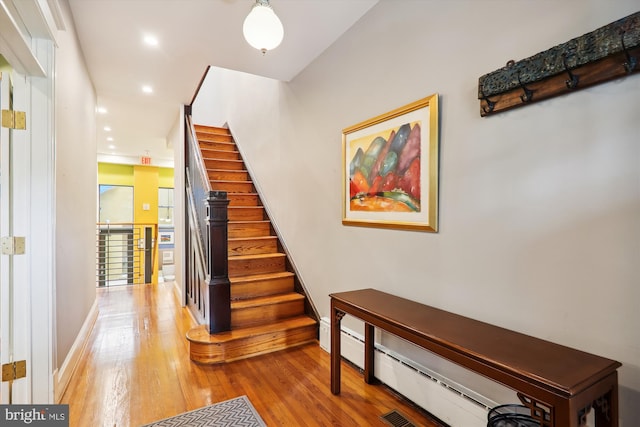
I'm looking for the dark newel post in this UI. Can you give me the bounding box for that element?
[207,191,231,333]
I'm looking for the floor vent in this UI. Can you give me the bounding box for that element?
[381,409,416,427]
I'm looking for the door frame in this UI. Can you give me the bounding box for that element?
[0,38,56,404]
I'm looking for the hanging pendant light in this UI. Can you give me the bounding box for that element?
[243,0,284,54]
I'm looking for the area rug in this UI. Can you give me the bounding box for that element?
[141,396,267,427]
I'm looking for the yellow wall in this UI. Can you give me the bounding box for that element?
[98,162,174,284]
[133,166,159,224]
[98,163,135,186]
[158,167,175,188]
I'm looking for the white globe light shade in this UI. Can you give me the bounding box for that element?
[242,2,284,52]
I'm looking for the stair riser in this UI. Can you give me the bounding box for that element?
[229,256,285,277]
[211,181,254,193]
[228,222,271,238]
[196,133,233,143]
[228,207,265,222]
[231,275,294,300]
[201,149,240,161]
[194,125,228,133]
[228,237,277,256]
[199,141,236,151]
[209,170,249,181]
[231,300,305,328]
[188,324,317,364]
[228,194,260,207]
[204,159,245,170]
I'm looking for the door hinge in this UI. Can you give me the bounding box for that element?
[2,360,27,382]
[1,109,26,130]
[1,236,26,255]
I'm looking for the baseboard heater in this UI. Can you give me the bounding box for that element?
[319,317,496,427]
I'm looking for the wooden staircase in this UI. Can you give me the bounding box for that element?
[186,125,318,364]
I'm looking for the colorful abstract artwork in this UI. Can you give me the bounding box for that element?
[342,95,439,231]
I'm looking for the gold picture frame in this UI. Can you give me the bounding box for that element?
[342,94,439,232]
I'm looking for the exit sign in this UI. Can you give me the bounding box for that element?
[141,155,152,165]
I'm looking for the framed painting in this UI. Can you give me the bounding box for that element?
[159,230,175,245]
[342,94,439,232]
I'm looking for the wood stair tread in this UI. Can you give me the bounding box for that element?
[229,235,274,243]
[186,315,316,344]
[207,168,247,172]
[227,191,262,199]
[231,292,304,309]
[201,147,237,152]
[230,271,294,284]
[228,220,270,226]
[195,127,228,131]
[199,139,234,144]
[229,253,285,261]
[209,179,253,185]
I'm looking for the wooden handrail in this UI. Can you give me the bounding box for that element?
[187,65,211,110]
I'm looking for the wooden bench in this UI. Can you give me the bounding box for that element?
[330,289,621,427]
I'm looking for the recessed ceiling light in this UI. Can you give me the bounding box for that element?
[108,144,116,149]
[97,106,107,114]
[142,85,153,94]
[107,137,114,142]
[143,34,159,47]
[104,126,112,132]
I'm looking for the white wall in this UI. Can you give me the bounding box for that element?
[54,0,97,370]
[169,107,185,303]
[193,0,640,423]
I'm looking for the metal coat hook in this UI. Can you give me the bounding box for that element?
[562,54,579,89]
[621,31,637,73]
[517,73,534,103]
[480,88,496,114]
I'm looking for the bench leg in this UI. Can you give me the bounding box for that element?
[331,304,344,395]
[364,323,375,384]
[594,388,617,427]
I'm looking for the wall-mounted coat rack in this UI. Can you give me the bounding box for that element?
[478,11,640,117]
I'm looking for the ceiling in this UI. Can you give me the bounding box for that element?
[67,0,378,166]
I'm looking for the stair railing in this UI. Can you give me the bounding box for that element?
[184,112,231,333]
[96,222,158,286]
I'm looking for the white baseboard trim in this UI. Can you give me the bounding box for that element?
[319,317,495,427]
[172,280,184,307]
[54,300,99,403]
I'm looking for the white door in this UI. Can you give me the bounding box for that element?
[0,63,32,404]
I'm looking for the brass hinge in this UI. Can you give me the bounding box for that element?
[1,236,26,255]
[2,360,27,382]
[1,109,26,130]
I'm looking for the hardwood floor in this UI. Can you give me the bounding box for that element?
[61,283,444,426]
